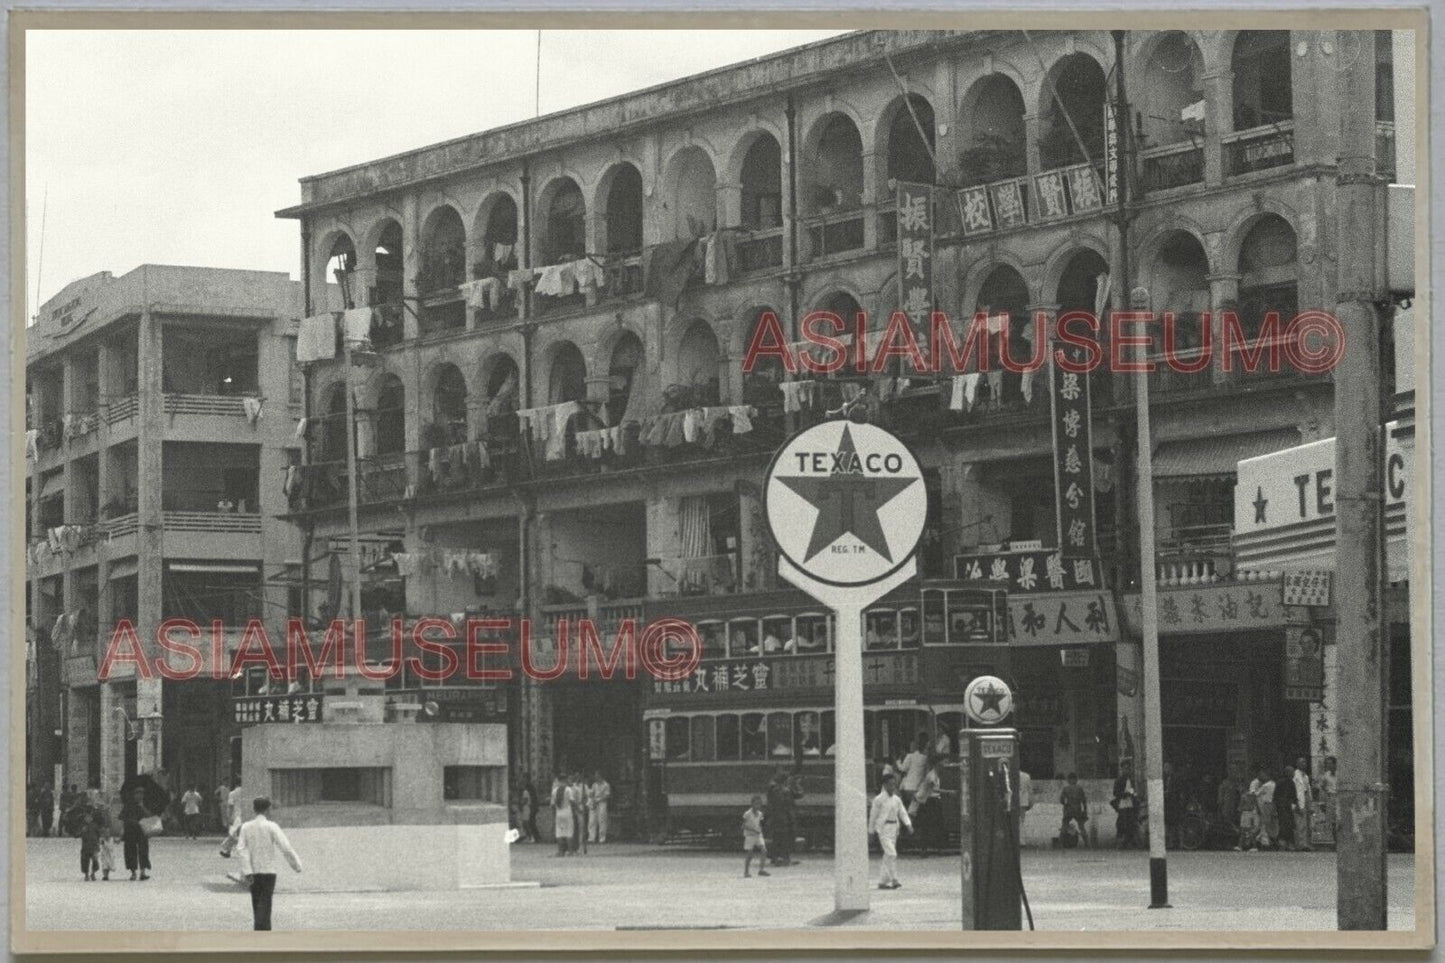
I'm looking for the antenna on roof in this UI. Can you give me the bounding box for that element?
[535,30,542,118]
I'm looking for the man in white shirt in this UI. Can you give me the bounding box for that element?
[235,797,303,930]
[1292,758,1314,851]
[894,733,931,810]
[868,773,913,890]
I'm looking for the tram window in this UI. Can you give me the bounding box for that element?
[740,713,767,760]
[767,712,793,758]
[935,711,963,758]
[697,621,726,660]
[794,614,829,653]
[865,609,898,650]
[922,588,946,644]
[947,590,997,644]
[665,716,691,761]
[822,710,836,756]
[690,715,716,761]
[715,713,740,760]
[900,607,920,649]
[795,711,823,756]
[728,619,759,658]
[761,616,792,654]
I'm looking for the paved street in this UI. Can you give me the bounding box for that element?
[23,836,1416,932]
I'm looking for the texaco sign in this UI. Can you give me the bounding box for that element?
[764,420,927,588]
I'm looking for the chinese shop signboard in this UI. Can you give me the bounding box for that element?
[896,182,933,338]
[233,694,324,725]
[1050,347,1097,555]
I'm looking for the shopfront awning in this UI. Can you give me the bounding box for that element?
[1152,428,1301,480]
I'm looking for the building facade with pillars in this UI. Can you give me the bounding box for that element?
[277,28,1409,840]
[25,265,304,803]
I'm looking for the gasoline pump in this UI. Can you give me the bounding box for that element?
[958,675,1028,930]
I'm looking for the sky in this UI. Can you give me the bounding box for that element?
[24,28,848,315]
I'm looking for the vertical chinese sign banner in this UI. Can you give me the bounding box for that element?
[1104,99,1119,207]
[1049,346,1097,556]
[896,182,933,343]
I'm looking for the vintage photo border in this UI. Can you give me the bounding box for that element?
[4,4,1435,955]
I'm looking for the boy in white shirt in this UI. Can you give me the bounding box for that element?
[742,796,770,878]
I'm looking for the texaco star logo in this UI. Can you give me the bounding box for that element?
[964,675,1014,726]
[764,421,927,588]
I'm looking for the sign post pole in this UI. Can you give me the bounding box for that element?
[777,558,916,912]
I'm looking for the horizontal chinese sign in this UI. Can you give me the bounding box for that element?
[1282,569,1332,608]
[954,550,1102,593]
[416,687,508,723]
[233,694,323,725]
[1007,591,1118,646]
[1122,580,1285,637]
[652,652,917,697]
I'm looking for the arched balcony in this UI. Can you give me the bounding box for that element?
[1137,32,1207,192]
[802,114,866,258]
[1225,31,1295,176]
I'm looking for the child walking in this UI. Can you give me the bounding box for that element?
[79,809,102,881]
[742,796,770,878]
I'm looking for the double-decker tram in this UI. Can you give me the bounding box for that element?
[641,579,1010,848]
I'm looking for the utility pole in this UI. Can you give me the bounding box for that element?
[342,340,365,633]
[1112,28,1168,910]
[1333,28,1388,931]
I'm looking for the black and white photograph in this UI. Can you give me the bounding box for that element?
[9,8,1434,954]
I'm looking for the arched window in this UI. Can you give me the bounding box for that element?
[675,322,721,406]
[542,179,586,265]
[742,307,786,404]
[603,164,644,254]
[1236,214,1298,340]
[478,196,519,274]
[375,375,406,456]
[960,75,1027,185]
[973,266,1031,409]
[548,343,587,405]
[807,115,864,214]
[1039,54,1107,170]
[323,234,357,311]
[607,334,644,425]
[481,356,520,440]
[419,207,466,293]
[739,134,783,230]
[432,364,469,445]
[885,94,936,186]
[667,148,717,240]
[1140,32,1206,148]
[373,221,404,307]
[1232,31,1293,130]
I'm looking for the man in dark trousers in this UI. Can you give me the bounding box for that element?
[235,797,303,930]
[766,766,799,866]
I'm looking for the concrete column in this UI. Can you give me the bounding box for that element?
[1291,31,1339,168]
[860,149,879,250]
[1201,71,1231,186]
[66,689,90,790]
[98,681,123,801]
[1206,272,1240,385]
[643,496,682,598]
[716,181,742,229]
[736,482,773,593]
[401,196,422,341]
[1023,112,1043,177]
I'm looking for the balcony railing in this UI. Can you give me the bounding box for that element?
[1140,142,1205,192]
[161,511,262,534]
[163,394,248,418]
[733,228,783,274]
[1223,123,1295,177]
[805,208,866,259]
[105,512,140,539]
[105,395,139,424]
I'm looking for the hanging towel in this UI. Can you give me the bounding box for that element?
[296,313,337,362]
[293,417,308,440]
[282,464,298,497]
[392,553,418,577]
[491,242,515,267]
[534,263,575,297]
[1021,366,1037,404]
[572,258,604,293]
[682,408,701,444]
[342,307,373,347]
[727,405,754,434]
[25,429,38,460]
[507,268,536,291]
[479,276,504,310]
[242,396,263,426]
[474,441,491,470]
[428,447,444,482]
[703,233,730,285]
[642,238,699,306]
[963,373,982,409]
[459,279,487,308]
[546,401,581,461]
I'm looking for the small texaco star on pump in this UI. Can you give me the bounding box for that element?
[963,675,1013,726]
